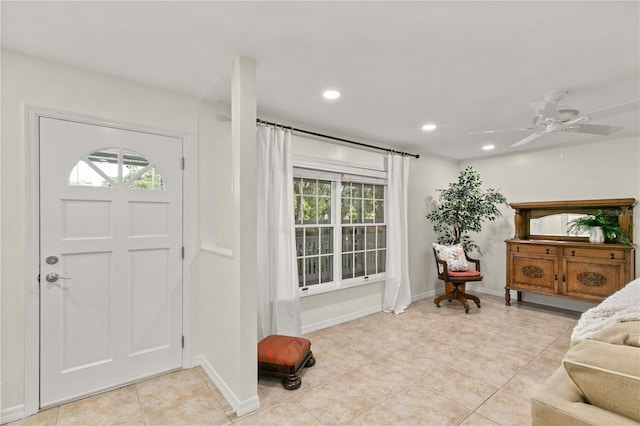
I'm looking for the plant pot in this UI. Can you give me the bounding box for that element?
[589,226,605,244]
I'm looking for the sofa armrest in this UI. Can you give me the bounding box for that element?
[532,368,640,426]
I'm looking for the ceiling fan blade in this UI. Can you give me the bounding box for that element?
[572,124,624,135]
[586,100,639,121]
[469,127,536,135]
[511,129,552,147]
[563,115,590,127]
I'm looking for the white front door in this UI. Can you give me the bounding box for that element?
[39,117,183,407]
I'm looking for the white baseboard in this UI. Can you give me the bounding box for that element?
[0,404,24,425]
[191,354,260,418]
[301,305,382,335]
[411,288,438,302]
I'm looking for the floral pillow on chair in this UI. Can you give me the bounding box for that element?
[433,243,469,272]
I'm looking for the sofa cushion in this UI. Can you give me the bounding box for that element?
[563,338,640,422]
[433,243,469,272]
[590,321,640,348]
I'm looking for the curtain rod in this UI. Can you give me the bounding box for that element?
[256,119,420,159]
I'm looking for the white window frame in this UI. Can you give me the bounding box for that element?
[293,156,388,297]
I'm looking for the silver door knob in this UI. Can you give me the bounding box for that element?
[45,272,71,283]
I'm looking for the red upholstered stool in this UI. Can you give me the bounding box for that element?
[257,335,315,390]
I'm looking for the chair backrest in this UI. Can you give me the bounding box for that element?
[432,246,482,282]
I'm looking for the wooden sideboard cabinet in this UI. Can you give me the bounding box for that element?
[505,198,636,305]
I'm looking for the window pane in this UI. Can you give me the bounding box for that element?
[321,227,333,254]
[294,196,302,224]
[378,250,386,273]
[318,197,331,224]
[295,228,304,257]
[297,258,304,286]
[302,180,317,195]
[342,253,353,279]
[318,180,331,196]
[377,226,387,249]
[69,160,113,187]
[353,199,362,223]
[342,227,353,251]
[374,200,384,223]
[363,200,374,223]
[305,257,319,285]
[366,251,377,275]
[354,226,365,251]
[341,199,351,224]
[129,167,164,190]
[365,226,377,250]
[293,178,303,195]
[122,150,150,181]
[321,255,333,283]
[305,228,319,256]
[354,252,365,277]
[86,149,120,183]
[374,185,384,199]
[341,183,352,198]
[302,196,317,224]
[352,183,363,198]
[363,184,374,198]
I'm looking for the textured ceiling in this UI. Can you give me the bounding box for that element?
[2,1,638,159]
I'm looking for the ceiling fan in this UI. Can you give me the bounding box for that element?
[471,91,640,147]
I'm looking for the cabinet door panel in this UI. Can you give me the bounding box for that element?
[564,258,624,301]
[510,254,557,293]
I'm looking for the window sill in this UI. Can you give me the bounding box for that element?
[299,273,386,297]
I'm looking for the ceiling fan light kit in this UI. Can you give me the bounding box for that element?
[470,91,639,148]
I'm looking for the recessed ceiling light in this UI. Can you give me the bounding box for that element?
[323,90,341,100]
[483,144,495,151]
[421,123,437,131]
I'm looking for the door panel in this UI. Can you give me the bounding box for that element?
[40,117,183,407]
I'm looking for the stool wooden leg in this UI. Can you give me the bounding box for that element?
[282,374,301,390]
[305,353,316,368]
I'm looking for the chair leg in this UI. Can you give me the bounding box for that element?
[434,292,456,307]
[463,292,481,308]
[455,291,471,313]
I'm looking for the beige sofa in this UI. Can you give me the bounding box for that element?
[531,279,640,425]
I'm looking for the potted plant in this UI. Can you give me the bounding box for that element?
[567,210,630,244]
[426,166,508,254]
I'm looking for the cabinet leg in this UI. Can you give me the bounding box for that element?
[505,287,511,306]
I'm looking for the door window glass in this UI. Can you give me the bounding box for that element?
[69,148,164,190]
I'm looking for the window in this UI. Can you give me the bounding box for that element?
[69,148,164,190]
[294,171,386,294]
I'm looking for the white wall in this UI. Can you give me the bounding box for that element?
[0,50,200,411]
[463,137,640,309]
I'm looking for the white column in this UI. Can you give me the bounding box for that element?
[231,56,259,413]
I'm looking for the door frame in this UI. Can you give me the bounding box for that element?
[23,105,194,416]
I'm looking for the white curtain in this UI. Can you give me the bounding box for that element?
[383,153,412,314]
[257,126,301,339]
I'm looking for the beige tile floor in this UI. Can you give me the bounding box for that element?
[10,294,580,426]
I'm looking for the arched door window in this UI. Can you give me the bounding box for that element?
[69,148,164,190]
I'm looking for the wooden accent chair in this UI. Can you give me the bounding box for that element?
[433,247,483,313]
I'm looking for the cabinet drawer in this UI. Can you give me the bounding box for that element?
[563,248,626,260]
[509,244,557,255]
